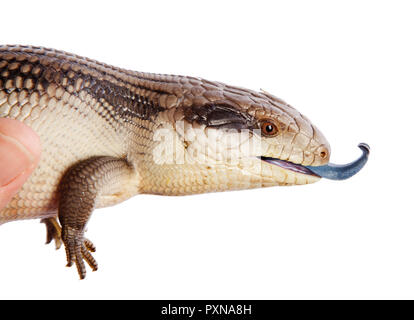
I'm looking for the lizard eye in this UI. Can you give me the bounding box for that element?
[260,121,278,136]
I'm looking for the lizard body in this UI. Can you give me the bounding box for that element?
[0,45,369,278]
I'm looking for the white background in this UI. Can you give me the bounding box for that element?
[0,0,413,299]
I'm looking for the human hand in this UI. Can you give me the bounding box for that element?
[0,119,41,210]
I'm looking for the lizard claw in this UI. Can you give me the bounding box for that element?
[41,218,62,250]
[62,227,98,279]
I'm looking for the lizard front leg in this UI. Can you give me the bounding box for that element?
[58,156,136,279]
[41,217,62,249]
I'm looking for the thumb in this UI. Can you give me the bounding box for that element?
[0,119,41,210]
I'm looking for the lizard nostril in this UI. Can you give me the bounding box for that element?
[317,146,329,160]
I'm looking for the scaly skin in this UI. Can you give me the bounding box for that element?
[0,45,330,278]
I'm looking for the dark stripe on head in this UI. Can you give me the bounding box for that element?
[184,103,256,130]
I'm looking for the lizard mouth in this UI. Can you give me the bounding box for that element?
[260,156,320,177]
[259,143,370,180]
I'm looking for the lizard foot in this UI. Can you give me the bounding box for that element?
[41,217,62,250]
[62,226,98,279]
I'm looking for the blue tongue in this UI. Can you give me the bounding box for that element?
[305,143,370,180]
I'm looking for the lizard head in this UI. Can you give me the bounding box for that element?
[150,80,369,194]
